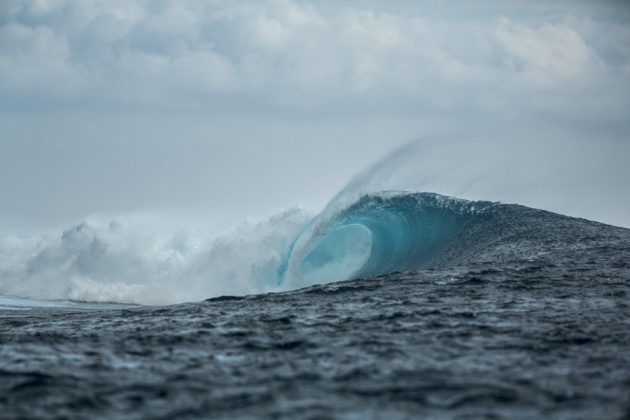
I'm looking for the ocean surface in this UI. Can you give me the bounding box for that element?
[1,193,630,419]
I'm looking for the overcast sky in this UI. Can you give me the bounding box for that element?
[1,0,629,231]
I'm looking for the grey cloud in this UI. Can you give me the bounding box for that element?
[0,0,627,120]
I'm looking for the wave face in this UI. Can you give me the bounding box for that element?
[283,192,497,288]
[1,190,624,305]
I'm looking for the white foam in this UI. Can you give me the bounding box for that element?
[0,207,312,305]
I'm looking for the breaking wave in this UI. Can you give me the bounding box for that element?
[0,189,543,305]
[282,192,497,288]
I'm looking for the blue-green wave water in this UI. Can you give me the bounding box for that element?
[283,192,501,288]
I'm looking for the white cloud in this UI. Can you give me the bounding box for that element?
[495,19,599,87]
[0,22,79,96]
[0,0,627,119]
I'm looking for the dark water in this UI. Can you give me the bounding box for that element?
[1,203,630,419]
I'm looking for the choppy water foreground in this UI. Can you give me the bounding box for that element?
[2,252,630,417]
[1,196,630,418]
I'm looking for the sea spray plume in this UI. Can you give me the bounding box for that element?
[320,134,630,228]
[182,207,311,298]
[0,208,311,305]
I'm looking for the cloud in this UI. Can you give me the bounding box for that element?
[0,0,627,119]
[495,19,596,85]
[0,1,628,231]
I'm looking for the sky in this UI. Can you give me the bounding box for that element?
[1,0,629,231]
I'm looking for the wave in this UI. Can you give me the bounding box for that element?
[0,189,616,305]
[282,192,492,288]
